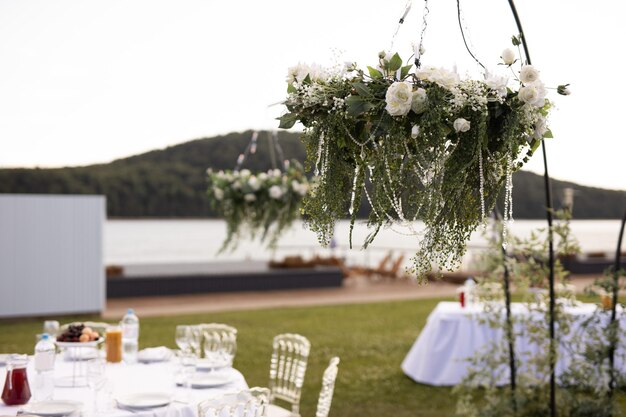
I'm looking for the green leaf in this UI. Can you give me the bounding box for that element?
[388,53,403,72]
[367,66,383,79]
[277,113,298,129]
[400,65,412,79]
[543,129,553,139]
[352,82,372,97]
[345,95,374,117]
[302,74,311,85]
[511,35,521,46]
[287,83,296,94]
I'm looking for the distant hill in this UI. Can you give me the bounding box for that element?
[0,130,624,219]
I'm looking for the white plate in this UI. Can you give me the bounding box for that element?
[176,372,236,389]
[22,400,82,417]
[116,392,172,409]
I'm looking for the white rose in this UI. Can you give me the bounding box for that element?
[533,115,548,139]
[244,193,257,202]
[269,185,284,199]
[453,118,471,133]
[213,188,224,201]
[286,63,310,84]
[411,125,420,139]
[269,169,281,177]
[485,72,509,98]
[239,169,251,178]
[416,66,459,89]
[501,48,515,65]
[519,65,540,84]
[258,172,268,181]
[385,82,413,117]
[411,88,428,114]
[232,180,242,190]
[518,80,546,107]
[291,180,309,196]
[248,176,261,191]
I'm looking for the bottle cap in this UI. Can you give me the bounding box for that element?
[127,308,134,315]
[41,333,49,341]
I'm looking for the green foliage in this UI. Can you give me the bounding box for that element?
[281,52,554,279]
[456,213,624,417]
[206,161,310,252]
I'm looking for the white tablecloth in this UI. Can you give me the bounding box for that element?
[0,356,248,417]
[401,301,626,386]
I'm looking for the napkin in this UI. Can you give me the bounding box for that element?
[137,346,173,363]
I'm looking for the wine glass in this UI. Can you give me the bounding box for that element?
[86,359,106,413]
[188,326,202,358]
[175,325,191,353]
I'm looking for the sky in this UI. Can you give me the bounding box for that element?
[0,0,624,191]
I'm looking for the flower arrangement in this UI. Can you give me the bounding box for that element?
[279,42,566,278]
[207,161,310,252]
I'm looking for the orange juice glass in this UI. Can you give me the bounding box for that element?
[105,327,123,363]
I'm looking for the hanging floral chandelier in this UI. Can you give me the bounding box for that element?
[278,36,568,278]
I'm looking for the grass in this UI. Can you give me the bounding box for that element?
[1,297,625,416]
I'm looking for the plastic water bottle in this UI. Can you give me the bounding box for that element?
[34,333,55,401]
[121,308,140,364]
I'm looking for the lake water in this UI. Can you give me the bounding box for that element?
[105,219,625,269]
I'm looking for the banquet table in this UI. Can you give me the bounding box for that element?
[401,301,626,386]
[0,353,248,417]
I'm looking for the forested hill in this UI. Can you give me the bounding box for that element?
[0,130,624,218]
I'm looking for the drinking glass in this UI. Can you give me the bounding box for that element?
[188,326,202,358]
[86,359,106,413]
[175,325,191,354]
[177,350,196,402]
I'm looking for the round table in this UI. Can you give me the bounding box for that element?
[401,301,626,386]
[0,354,248,417]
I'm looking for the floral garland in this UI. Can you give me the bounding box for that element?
[279,41,568,278]
[207,161,310,252]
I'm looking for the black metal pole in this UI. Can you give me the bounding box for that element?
[506,2,557,416]
[608,208,626,400]
[494,209,517,403]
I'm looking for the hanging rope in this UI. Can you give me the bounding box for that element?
[389,0,413,52]
[234,131,286,172]
[414,0,429,68]
[234,131,259,172]
[456,0,485,70]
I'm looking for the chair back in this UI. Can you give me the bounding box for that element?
[268,333,311,415]
[198,387,270,417]
[200,323,238,362]
[315,357,340,417]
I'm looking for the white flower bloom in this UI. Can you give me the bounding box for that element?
[213,188,224,201]
[244,193,257,202]
[269,169,281,177]
[518,80,547,107]
[519,65,540,84]
[239,169,251,178]
[411,125,420,139]
[385,82,413,117]
[453,118,471,133]
[416,66,459,89]
[248,176,262,191]
[291,180,309,196]
[286,63,310,84]
[533,115,548,139]
[232,180,242,190]
[411,88,428,114]
[269,185,284,199]
[258,172,268,181]
[485,72,509,98]
[501,48,516,65]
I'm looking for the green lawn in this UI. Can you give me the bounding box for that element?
[1,297,625,416]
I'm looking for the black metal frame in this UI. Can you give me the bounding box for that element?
[506,2,557,415]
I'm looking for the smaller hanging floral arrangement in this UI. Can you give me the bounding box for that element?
[207,161,311,252]
[279,43,568,278]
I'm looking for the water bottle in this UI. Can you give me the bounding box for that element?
[34,333,55,401]
[121,308,139,364]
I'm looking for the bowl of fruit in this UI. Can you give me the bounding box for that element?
[56,323,103,347]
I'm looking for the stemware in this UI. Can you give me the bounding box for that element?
[86,359,106,413]
[175,325,191,354]
[188,326,202,358]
